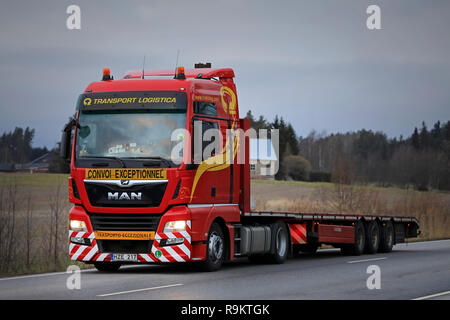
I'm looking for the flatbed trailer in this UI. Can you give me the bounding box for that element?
[61,64,420,271]
[239,211,419,256]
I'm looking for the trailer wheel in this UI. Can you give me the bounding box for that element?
[379,221,394,253]
[93,262,121,272]
[364,221,380,254]
[341,220,365,256]
[267,222,289,264]
[201,222,225,272]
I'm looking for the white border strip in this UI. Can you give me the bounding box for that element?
[97,283,184,297]
[347,257,387,264]
[412,290,450,300]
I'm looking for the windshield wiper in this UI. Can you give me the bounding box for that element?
[84,156,127,168]
[123,156,174,168]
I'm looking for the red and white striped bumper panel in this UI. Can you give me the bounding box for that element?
[68,220,192,263]
[151,220,192,262]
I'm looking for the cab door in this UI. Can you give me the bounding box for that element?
[190,101,232,203]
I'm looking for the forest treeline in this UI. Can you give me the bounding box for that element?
[246,110,450,191]
[2,115,450,191]
[0,127,49,164]
[0,127,65,171]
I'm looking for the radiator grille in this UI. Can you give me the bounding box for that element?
[84,181,167,207]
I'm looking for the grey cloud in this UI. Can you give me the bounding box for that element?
[0,0,449,148]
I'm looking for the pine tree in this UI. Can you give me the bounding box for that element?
[411,127,420,149]
[419,121,430,149]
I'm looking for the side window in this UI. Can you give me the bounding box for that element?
[194,101,217,116]
[202,121,219,159]
[193,120,219,162]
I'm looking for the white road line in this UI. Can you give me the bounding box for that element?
[97,283,184,297]
[0,264,146,282]
[0,269,96,281]
[347,257,387,264]
[412,290,450,300]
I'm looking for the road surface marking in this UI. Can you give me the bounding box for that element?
[0,269,98,281]
[0,264,147,282]
[347,257,387,264]
[413,290,450,300]
[97,283,184,297]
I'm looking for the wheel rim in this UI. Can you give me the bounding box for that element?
[208,231,223,263]
[386,225,393,246]
[276,228,287,257]
[372,226,379,247]
[357,225,364,249]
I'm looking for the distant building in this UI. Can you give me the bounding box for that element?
[0,163,15,172]
[19,152,55,173]
[249,138,278,179]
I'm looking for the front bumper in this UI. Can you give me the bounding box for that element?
[68,206,192,263]
[69,226,191,263]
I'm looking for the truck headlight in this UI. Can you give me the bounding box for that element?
[163,220,186,232]
[70,219,87,231]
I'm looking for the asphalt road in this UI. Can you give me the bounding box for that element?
[0,240,449,300]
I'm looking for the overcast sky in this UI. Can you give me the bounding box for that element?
[1,0,449,148]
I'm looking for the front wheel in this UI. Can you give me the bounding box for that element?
[201,222,225,272]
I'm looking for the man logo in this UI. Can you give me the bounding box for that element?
[83,98,92,106]
[108,192,142,200]
[120,180,130,186]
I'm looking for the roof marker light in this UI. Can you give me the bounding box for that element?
[174,66,186,80]
[102,68,113,81]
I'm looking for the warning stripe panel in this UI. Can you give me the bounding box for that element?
[289,224,307,244]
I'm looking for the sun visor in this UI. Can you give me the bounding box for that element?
[76,91,187,111]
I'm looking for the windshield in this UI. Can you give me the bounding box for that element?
[76,110,186,166]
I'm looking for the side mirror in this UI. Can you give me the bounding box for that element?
[60,119,76,161]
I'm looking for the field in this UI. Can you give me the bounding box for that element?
[252,179,450,241]
[0,173,449,277]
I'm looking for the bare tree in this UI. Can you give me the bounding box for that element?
[48,182,67,267]
[25,192,33,267]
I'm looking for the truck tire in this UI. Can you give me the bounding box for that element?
[267,222,289,264]
[94,262,121,272]
[379,221,394,253]
[364,221,380,254]
[341,220,365,256]
[201,222,225,272]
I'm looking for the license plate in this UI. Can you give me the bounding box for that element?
[111,253,138,262]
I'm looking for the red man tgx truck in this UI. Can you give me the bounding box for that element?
[61,64,420,272]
